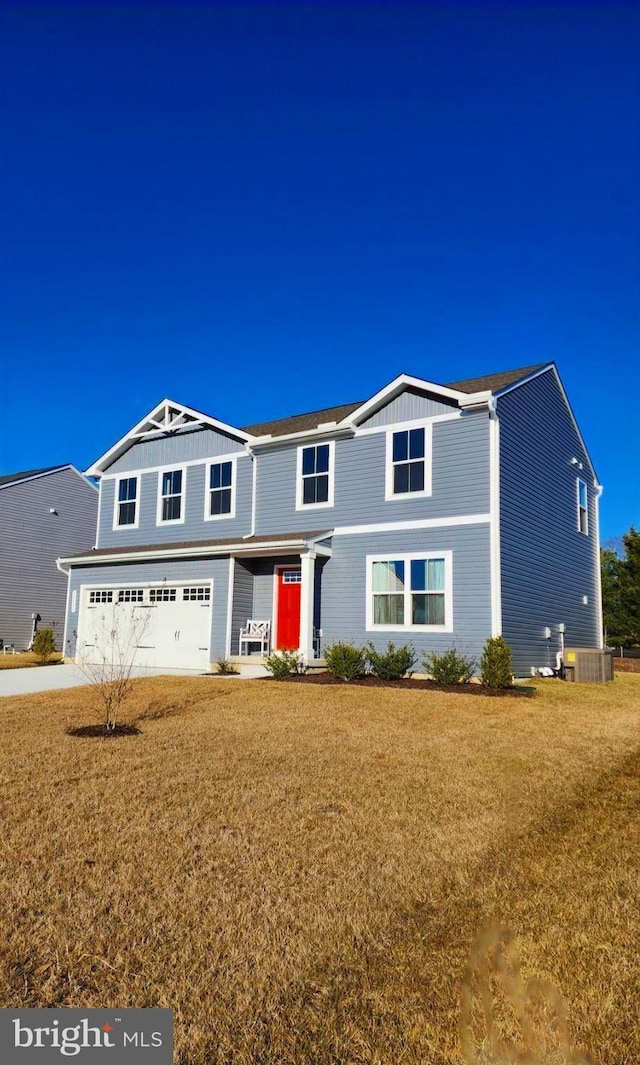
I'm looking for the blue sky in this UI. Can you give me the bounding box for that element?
[2,2,638,540]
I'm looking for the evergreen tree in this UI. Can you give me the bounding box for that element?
[601,527,640,646]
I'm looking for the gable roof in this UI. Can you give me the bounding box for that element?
[445,363,548,395]
[0,464,72,489]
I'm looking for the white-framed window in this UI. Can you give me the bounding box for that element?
[89,590,113,605]
[366,551,452,632]
[205,459,235,520]
[183,586,211,601]
[296,441,335,509]
[577,479,588,535]
[149,587,177,602]
[157,468,185,524]
[113,475,139,528]
[282,570,302,584]
[385,422,433,500]
[117,588,144,603]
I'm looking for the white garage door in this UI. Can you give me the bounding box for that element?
[77,583,213,671]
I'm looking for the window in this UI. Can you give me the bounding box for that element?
[118,588,144,603]
[385,423,432,499]
[366,552,452,631]
[115,476,138,527]
[183,586,211,601]
[149,587,176,602]
[577,479,588,535]
[89,590,113,604]
[207,460,234,519]
[158,469,184,523]
[296,442,334,509]
[282,570,302,584]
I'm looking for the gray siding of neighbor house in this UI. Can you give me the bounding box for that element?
[230,559,255,655]
[321,525,492,661]
[97,453,252,548]
[498,369,601,677]
[65,557,230,660]
[255,410,490,534]
[106,426,246,473]
[359,389,458,428]
[0,469,98,650]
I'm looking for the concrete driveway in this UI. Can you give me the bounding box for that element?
[0,662,268,697]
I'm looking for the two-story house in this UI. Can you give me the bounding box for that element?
[57,362,602,677]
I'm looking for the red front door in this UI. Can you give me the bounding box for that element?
[276,568,302,649]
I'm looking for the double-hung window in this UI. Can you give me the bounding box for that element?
[577,479,588,535]
[296,441,334,509]
[114,476,138,528]
[367,552,452,631]
[206,460,234,519]
[386,424,432,499]
[158,469,184,524]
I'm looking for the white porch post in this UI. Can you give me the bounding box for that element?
[299,550,316,662]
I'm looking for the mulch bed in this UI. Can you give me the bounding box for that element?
[66,724,142,738]
[613,659,640,674]
[260,674,535,697]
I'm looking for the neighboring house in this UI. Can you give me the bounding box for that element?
[58,363,602,676]
[0,465,98,650]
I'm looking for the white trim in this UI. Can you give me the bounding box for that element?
[577,477,589,536]
[204,456,237,522]
[112,474,140,531]
[85,399,253,476]
[249,449,257,536]
[295,439,335,511]
[333,513,490,536]
[156,466,186,527]
[57,532,334,569]
[61,571,72,659]
[595,483,604,649]
[248,426,353,449]
[384,421,433,501]
[99,451,248,481]
[489,400,502,636]
[225,557,235,659]
[365,551,453,633]
[354,411,460,437]
[95,479,103,547]
[299,551,316,661]
[344,374,469,426]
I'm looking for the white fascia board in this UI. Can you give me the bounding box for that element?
[249,426,354,449]
[494,363,600,484]
[58,536,334,567]
[68,465,100,492]
[85,398,254,476]
[342,374,468,427]
[457,390,493,410]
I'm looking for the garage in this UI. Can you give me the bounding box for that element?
[76,582,213,671]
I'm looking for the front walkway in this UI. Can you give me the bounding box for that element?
[0,663,268,697]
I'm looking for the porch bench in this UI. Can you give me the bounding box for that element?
[239,620,271,657]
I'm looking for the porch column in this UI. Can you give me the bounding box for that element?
[299,550,316,663]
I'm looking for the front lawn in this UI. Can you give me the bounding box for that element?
[0,651,62,669]
[0,675,638,1064]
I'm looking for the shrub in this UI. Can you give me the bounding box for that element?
[32,627,56,664]
[480,636,514,688]
[423,646,476,685]
[367,641,417,681]
[324,642,367,681]
[264,649,305,680]
[215,658,239,675]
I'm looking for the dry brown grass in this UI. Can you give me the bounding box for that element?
[0,651,62,669]
[0,675,638,1064]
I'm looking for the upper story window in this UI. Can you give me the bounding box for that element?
[114,476,138,529]
[577,479,588,535]
[385,423,432,500]
[206,460,234,520]
[366,551,452,632]
[158,468,184,524]
[296,441,335,509]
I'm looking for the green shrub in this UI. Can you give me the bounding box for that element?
[423,646,476,685]
[480,636,514,688]
[264,649,304,680]
[367,641,416,681]
[324,642,367,681]
[32,627,56,664]
[215,658,239,675]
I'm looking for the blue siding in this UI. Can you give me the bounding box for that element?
[230,560,254,655]
[65,557,230,660]
[498,369,601,676]
[98,455,252,548]
[360,389,457,428]
[106,426,246,473]
[255,411,490,534]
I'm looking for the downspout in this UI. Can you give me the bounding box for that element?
[242,445,257,539]
[594,482,604,649]
[488,397,502,637]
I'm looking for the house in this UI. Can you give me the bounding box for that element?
[0,465,99,650]
[57,363,602,677]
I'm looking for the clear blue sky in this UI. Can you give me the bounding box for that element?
[2,2,638,540]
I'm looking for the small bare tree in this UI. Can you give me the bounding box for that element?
[75,603,152,730]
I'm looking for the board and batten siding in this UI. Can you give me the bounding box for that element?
[106,425,247,473]
[321,525,492,661]
[498,369,601,676]
[98,454,252,548]
[65,557,230,660]
[0,469,98,649]
[255,411,490,535]
[358,389,457,428]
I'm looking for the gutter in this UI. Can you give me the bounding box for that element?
[57,534,333,570]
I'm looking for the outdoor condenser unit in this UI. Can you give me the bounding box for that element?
[564,648,615,684]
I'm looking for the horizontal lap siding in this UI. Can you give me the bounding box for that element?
[231,561,254,655]
[0,470,98,650]
[251,556,301,620]
[98,456,252,547]
[498,370,601,676]
[255,412,490,534]
[107,426,245,472]
[320,525,492,662]
[65,557,230,660]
